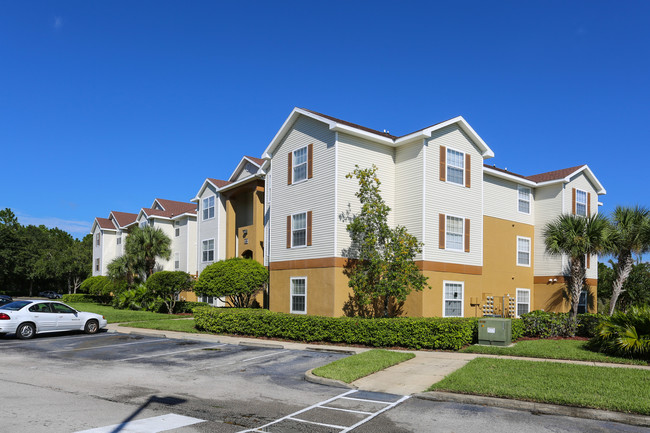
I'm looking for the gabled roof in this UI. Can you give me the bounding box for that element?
[91,217,117,233]
[483,164,606,194]
[109,211,138,229]
[152,198,197,216]
[191,178,231,202]
[263,107,494,159]
[228,155,265,182]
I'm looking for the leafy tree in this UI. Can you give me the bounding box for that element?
[124,225,172,277]
[606,206,650,315]
[544,213,610,321]
[599,260,650,313]
[194,258,268,308]
[107,254,141,286]
[343,165,429,318]
[0,208,20,289]
[146,271,193,313]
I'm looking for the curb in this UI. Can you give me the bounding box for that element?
[128,331,167,339]
[416,391,650,428]
[306,347,357,355]
[304,368,357,389]
[239,341,285,349]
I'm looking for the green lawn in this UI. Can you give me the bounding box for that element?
[67,302,188,324]
[429,358,650,415]
[123,318,200,333]
[461,339,648,365]
[312,349,415,383]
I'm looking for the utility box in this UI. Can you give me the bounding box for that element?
[478,318,512,346]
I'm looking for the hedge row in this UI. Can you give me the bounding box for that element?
[194,307,484,350]
[62,294,101,303]
[519,311,605,338]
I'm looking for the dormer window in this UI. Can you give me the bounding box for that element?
[446,148,465,185]
[576,190,587,216]
[292,147,308,183]
[203,196,215,220]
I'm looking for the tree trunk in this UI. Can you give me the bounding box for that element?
[568,257,585,322]
[609,253,633,316]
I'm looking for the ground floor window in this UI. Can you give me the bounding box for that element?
[577,290,588,314]
[443,281,463,317]
[516,289,530,317]
[290,277,307,314]
[202,239,214,262]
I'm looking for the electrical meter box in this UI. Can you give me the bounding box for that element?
[478,318,512,346]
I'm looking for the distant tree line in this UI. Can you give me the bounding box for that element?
[0,208,91,296]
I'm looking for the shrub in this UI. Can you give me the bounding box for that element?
[62,294,97,303]
[589,306,650,360]
[146,271,193,314]
[194,307,478,350]
[173,301,209,314]
[519,310,605,338]
[112,284,161,312]
[194,258,268,308]
[79,276,119,304]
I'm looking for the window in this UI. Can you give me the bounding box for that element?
[518,186,531,214]
[116,236,121,245]
[174,252,180,270]
[292,147,308,183]
[576,189,587,216]
[516,289,530,317]
[577,290,588,314]
[290,278,307,314]
[291,212,307,247]
[446,216,464,251]
[517,236,531,266]
[443,281,463,317]
[202,239,214,262]
[95,259,100,271]
[175,228,180,237]
[446,148,465,185]
[203,196,215,220]
[96,233,100,246]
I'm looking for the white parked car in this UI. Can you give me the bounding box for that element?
[0,300,108,339]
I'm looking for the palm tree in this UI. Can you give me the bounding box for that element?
[124,225,172,278]
[607,206,650,315]
[544,213,610,320]
[107,254,141,286]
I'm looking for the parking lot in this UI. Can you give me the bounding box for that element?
[2,331,647,433]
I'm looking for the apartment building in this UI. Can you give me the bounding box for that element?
[91,211,138,276]
[261,108,605,317]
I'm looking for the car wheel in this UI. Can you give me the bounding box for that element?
[17,323,35,340]
[84,320,99,334]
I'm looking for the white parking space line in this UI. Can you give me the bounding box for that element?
[73,413,204,433]
[116,343,227,361]
[192,350,290,372]
[339,395,410,433]
[49,338,175,353]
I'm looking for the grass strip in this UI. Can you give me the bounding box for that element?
[122,318,201,333]
[461,339,647,366]
[429,358,650,415]
[312,349,415,383]
[67,302,188,324]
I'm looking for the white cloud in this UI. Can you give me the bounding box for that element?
[16,212,91,238]
[54,16,63,30]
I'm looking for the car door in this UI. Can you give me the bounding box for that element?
[50,303,81,331]
[27,302,57,332]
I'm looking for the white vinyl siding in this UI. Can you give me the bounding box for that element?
[269,115,335,262]
[517,236,531,266]
[395,141,424,258]
[196,184,225,273]
[290,277,307,314]
[533,184,564,276]
[516,289,530,317]
[426,125,482,266]
[483,174,535,225]
[443,281,464,317]
[565,173,600,280]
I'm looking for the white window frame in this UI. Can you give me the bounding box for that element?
[202,238,215,263]
[290,277,307,314]
[95,258,100,272]
[517,236,531,267]
[116,236,121,245]
[577,290,588,314]
[446,147,465,186]
[443,281,464,317]
[576,189,587,217]
[175,228,180,237]
[291,212,307,248]
[516,288,531,318]
[292,146,308,184]
[518,185,531,215]
[202,195,215,221]
[96,233,100,246]
[174,252,180,270]
[445,215,464,252]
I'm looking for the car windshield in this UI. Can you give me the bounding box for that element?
[0,301,31,311]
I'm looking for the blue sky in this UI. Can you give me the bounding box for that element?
[1,1,649,240]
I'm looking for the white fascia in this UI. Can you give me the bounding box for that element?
[395,116,495,158]
[192,178,223,202]
[228,156,263,182]
[151,198,165,211]
[535,165,606,195]
[483,166,537,187]
[217,173,262,193]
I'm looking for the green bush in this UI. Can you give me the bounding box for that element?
[511,318,524,340]
[173,300,209,314]
[194,307,478,350]
[519,310,605,338]
[79,276,124,304]
[589,306,650,360]
[194,258,267,308]
[146,271,193,314]
[62,294,97,303]
[112,284,161,312]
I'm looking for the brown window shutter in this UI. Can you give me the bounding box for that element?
[307,211,313,246]
[587,193,591,216]
[439,146,446,181]
[464,218,470,252]
[465,154,471,188]
[587,254,591,269]
[439,214,445,249]
[571,188,576,215]
[287,152,293,185]
[286,215,291,248]
[308,143,313,179]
